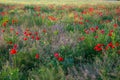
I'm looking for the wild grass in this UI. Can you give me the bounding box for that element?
[0,2,120,80]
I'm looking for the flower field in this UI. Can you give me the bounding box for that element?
[0,2,120,80]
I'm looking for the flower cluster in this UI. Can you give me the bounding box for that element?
[54,53,64,62]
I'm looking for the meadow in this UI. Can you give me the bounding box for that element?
[0,1,120,80]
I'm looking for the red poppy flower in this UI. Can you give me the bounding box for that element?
[94,36,98,39]
[115,42,119,47]
[110,30,114,33]
[10,28,14,32]
[85,20,89,22]
[42,15,45,19]
[105,42,116,50]
[94,44,104,51]
[31,36,34,40]
[12,19,17,24]
[78,36,85,41]
[58,57,64,62]
[84,29,89,34]
[48,16,57,21]
[90,27,95,32]
[80,17,83,20]
[54,53,59,58]
[13,44,18,49]
[105,20,111,23]
[74,14,78,19]
[7,41,13,45]
[34,32,38,35]
[2,22,7,27]
[35,54,39,59]
[98,12,103,16]
[100,29,104,34]
[113,24,118,28]
[94,47,102,51]
[108,42,115,49]
[79,21,83,25]
[24,31,27,36]
[12,20,15,24]
[1,29,5,33]
[10,49,17,55]
[23,37,28,41]
[105,46,109,50]
[82,11,87,14]
[28,32,32,36]
[0,12,8,16]
[89,7,94,12]
[43,29,46,33]
[108,32,113,36]
[16,32,19,35]
[95,26,99,30]
[36,36,40,40]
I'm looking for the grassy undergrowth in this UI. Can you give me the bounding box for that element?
[0,2,120,80]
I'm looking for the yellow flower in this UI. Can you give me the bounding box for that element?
[69,13,74,18]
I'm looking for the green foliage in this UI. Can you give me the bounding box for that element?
[29,66,66,80]
[0,65,20,80]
